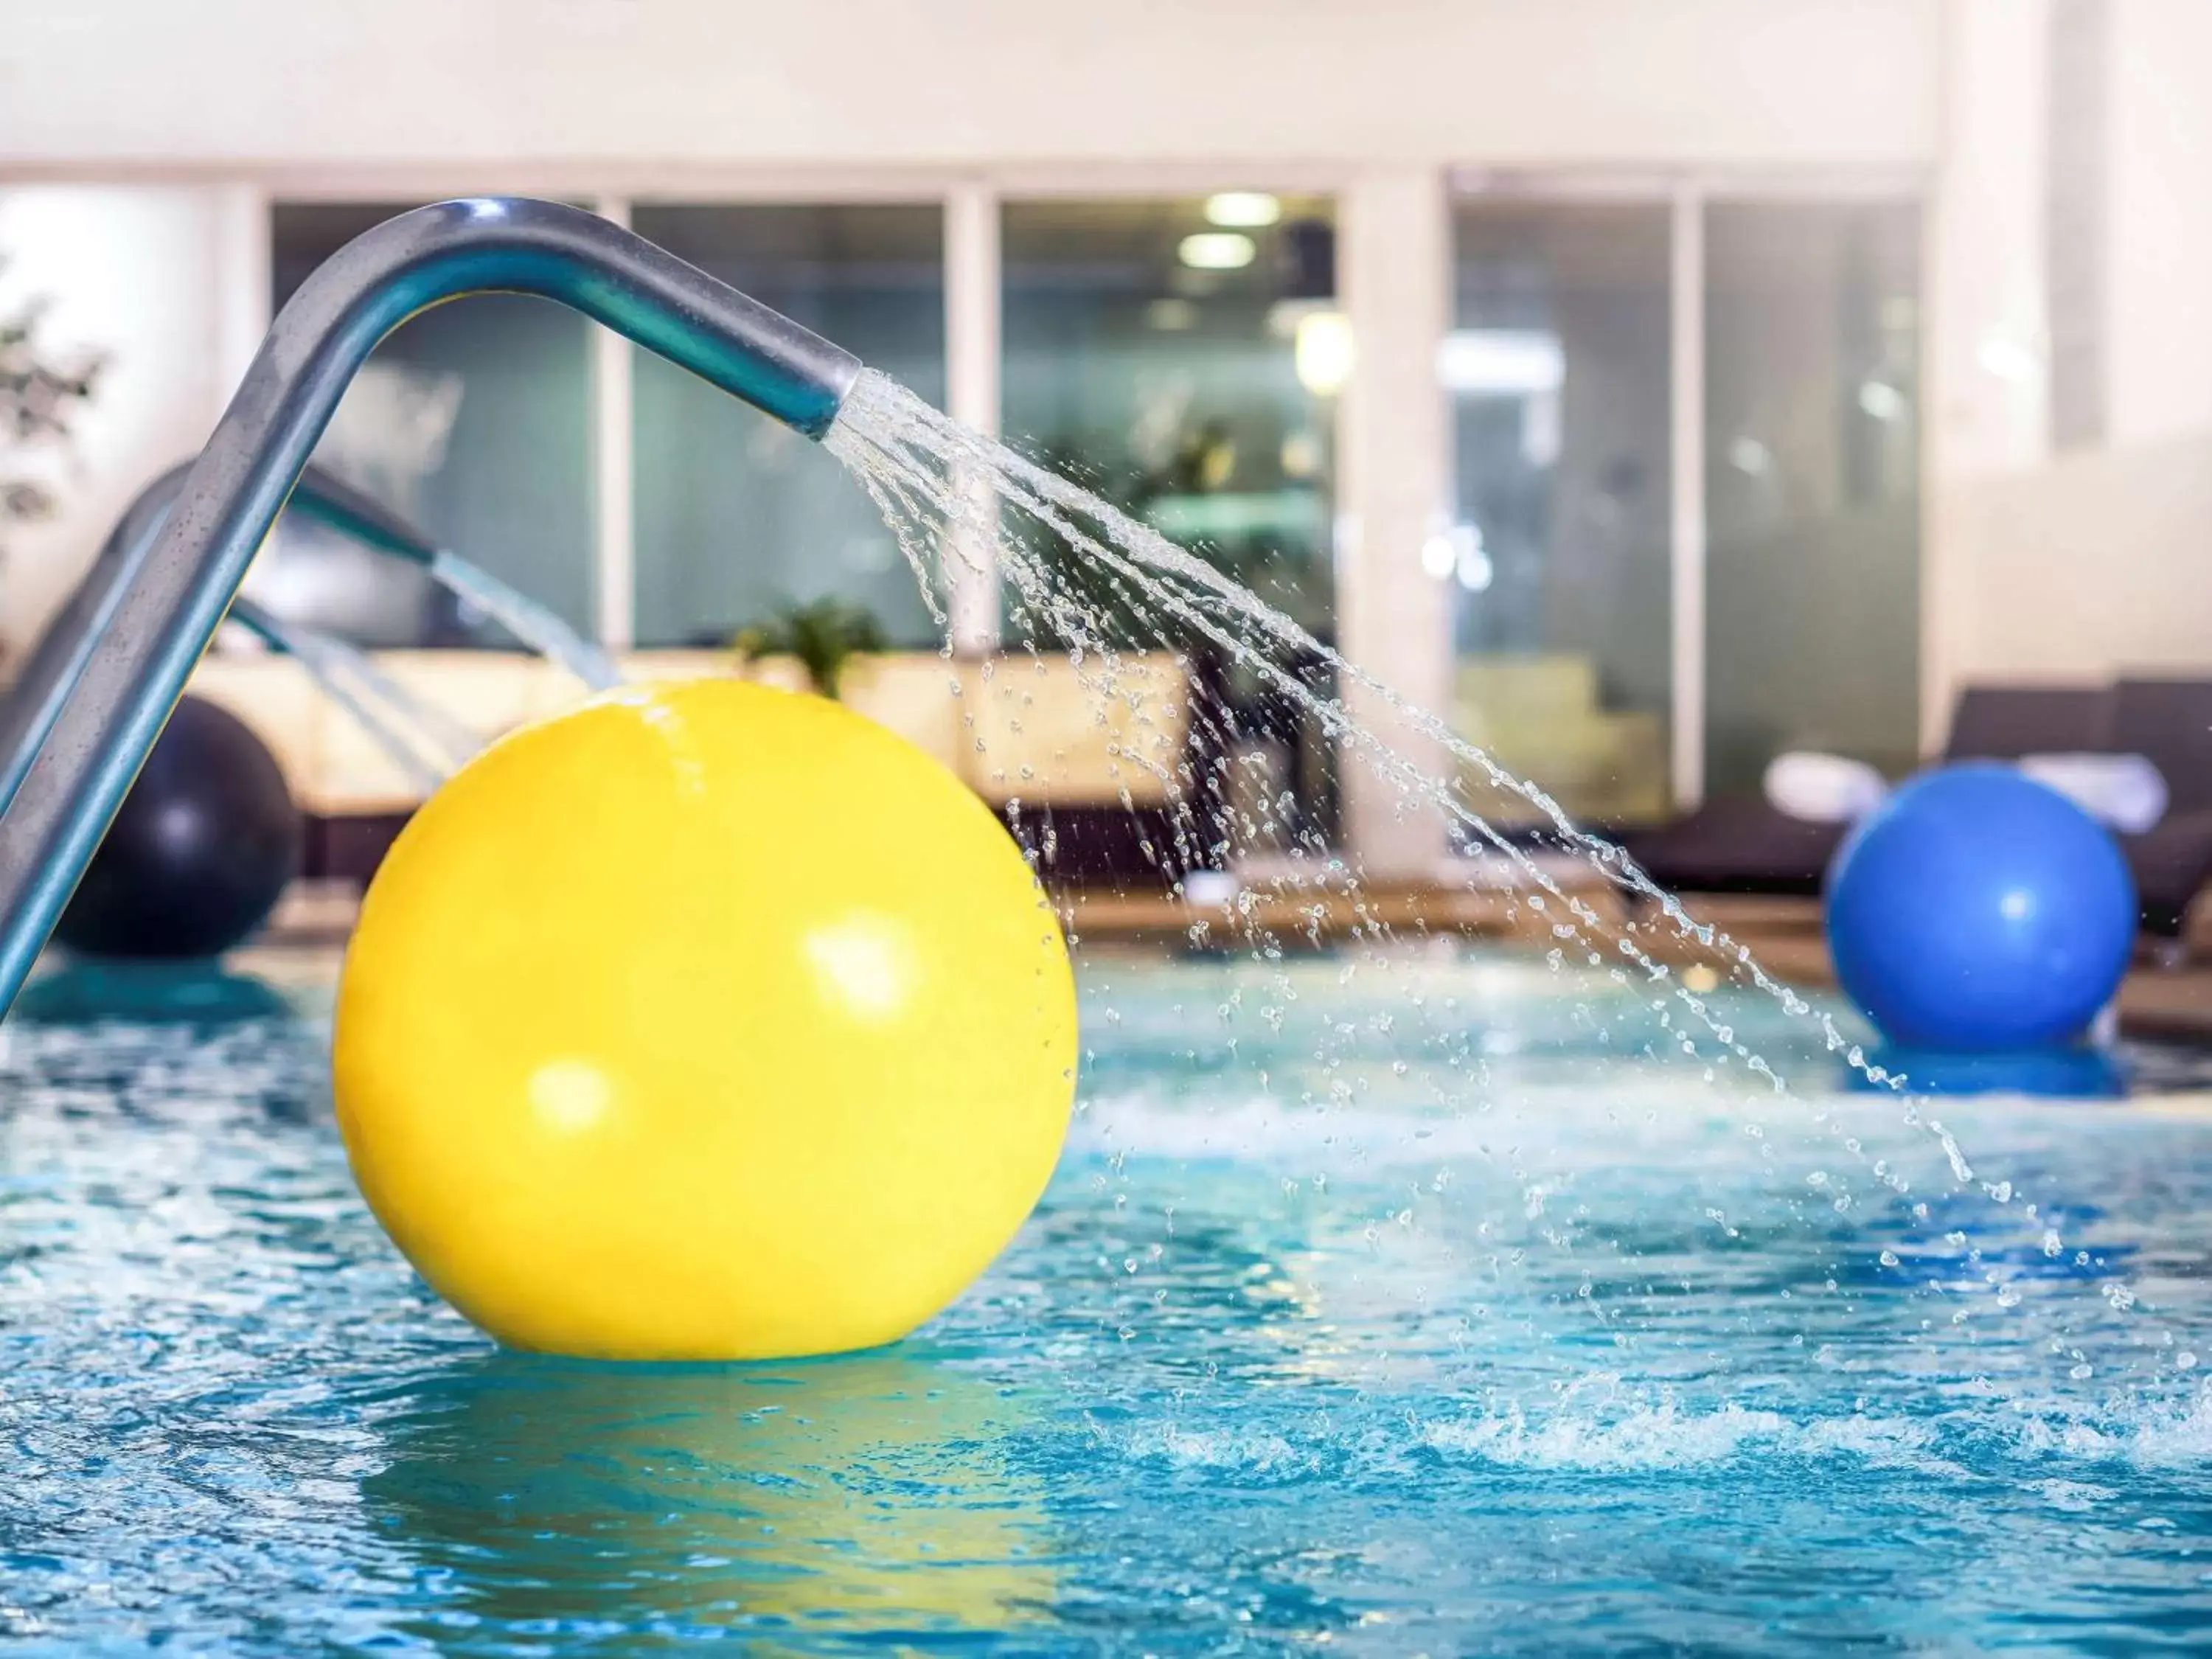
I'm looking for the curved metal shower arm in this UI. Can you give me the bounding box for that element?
[0,196,862,1012]
[0,459,445,816]
[0,459,198,821]
[288,463,443,563]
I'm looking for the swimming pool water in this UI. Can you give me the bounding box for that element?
[5,947,2212,1653]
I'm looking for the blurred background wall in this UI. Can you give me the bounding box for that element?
[1,0,2205,867]
[1930,0,2212,739]
[0,1,1932,171]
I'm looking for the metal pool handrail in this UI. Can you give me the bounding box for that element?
[0,458,456,819]
[0,197,861,1014]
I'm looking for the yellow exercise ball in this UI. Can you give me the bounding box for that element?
[332,678,1077,1362]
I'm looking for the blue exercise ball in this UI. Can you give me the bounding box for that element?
[1825,762,2136,1051]
[1843,1043,2127,1099]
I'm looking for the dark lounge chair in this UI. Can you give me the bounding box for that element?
[2110,678,2212,936]
[1944,683,2115,763]
[1616,793,1848,898]
[1621,684,2114,900]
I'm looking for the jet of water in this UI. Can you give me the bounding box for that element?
[229,599,476,793]
[426,549,622,692]
[227,544,622,799]
[821,366,2174,1381]
[827,369,1801,1053]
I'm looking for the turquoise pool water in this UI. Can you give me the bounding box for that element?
[5,947,2212,1653]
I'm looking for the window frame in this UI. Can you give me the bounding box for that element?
[1449,168,1925,808]
[247,160,1926,815]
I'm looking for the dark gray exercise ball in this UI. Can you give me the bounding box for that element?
[55,695,304,959]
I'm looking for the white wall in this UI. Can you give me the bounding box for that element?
[1942,429,2212,686]
[2104,0,2212,448]
[1925,0,2051,484]
[0,0,1936,176]
[0,0,1963,860]
[1920,0,2053,740]
[1923,0,2212,713]
[1337,170,1453,876]
[0,186,265,659]
[0,1,1944,674]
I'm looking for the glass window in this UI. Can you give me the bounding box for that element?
[265,203,597,644]
[1703,201,1921,796]
[1447,201,1673,828]
[1000,195,1340,641]
[630,204,945,650]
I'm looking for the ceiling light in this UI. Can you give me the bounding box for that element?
[1204,192,1281,229]
[1420,531,1458,580]
[1436,330,1565,396]
[1447,523,1493,591]
[1178,232,1256,271]
[1857,380,1907,422]
[1265,296,1325,340]
[1294,310,1355,397]
[1978,333,2042,385]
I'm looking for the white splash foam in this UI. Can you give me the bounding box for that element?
[1100,1387,2212,1482]
[2005,1387,2212,1467]
[1420,1401,1955,1474]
